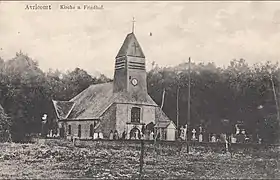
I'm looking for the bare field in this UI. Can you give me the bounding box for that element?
[0,141,279,179]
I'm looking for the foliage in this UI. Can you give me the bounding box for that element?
[0,52,112,142]
[0,51,279,143]
[147,59,280,143]
[0,105,11,142]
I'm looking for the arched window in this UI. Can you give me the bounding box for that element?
[68,125,71,135]
[59,126,65,138]
[131,107,141,123]
[78,124,81,138]
[94,121,97,128]
[90,124,94,137]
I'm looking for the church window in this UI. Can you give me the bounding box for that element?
[131,107,141,123]
[68,125,71,135]
[78,124,81,138]
[90,124,94,137]
[94,121,97,127]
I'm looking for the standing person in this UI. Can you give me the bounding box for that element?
[113,130,119,140]
[240,130,246,143]
[109,130,114,140]
[41,114,48,138]
[122,130,127,140]
[150,131,154,140]
[211,134,216,142]
[224,138,229,153]
[180,126,185,140]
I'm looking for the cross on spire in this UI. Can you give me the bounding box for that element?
[132,42,139,55]
[132,17,136,33]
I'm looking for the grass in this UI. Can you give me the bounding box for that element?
[0,140,279,179]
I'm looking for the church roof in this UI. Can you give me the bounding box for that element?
[155,121,176,129]
[68,83,116,119]
[53,82,158,120]
[154,121,171,128]
[116,32,145,58]
[155,106,171,122]
[52,100,75,120]
[154,106,176,129]
[0,104,7,121]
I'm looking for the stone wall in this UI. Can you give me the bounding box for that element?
[59,103,157,140]
[116,104,155,125]
[62,121,96,139]
[98,104,117,138]
[142,106,156,125]
[58,104,117,140]
[116,103,156,135]
[115,103,128,134]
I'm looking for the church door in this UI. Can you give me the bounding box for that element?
[130,127,141,140]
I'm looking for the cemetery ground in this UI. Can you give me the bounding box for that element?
[0,139,279,179]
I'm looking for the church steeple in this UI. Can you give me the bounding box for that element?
[116,17,145,59]
[113,22,147,98]
[116,32,145,59]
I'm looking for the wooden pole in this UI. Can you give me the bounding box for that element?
[187,57,191,127]
[139,139,144,179]
[270,73,280,122]
[186,57,191,152]
[176,86,179,131]
[160,88,165,109]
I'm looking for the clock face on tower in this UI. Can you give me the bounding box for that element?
[131,78,138,86]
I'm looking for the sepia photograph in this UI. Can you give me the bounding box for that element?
[0,1,280,179]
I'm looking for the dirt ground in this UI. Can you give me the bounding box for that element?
[0,140,279,179]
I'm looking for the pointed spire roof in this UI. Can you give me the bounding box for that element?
[116,32,145,58]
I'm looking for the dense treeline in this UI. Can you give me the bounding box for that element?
[147,59,280,144]
[0,51,279,143]
[0,52,111,142]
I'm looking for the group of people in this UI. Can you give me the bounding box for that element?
[46,130,59,138]
[109,130,121,140]
[108,129,157,141]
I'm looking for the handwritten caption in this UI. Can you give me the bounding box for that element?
[25,4,104,11]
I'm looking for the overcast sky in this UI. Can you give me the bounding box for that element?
[1,1,280,78]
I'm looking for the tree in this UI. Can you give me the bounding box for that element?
[1,50,279,143]
[0,104,11,142]
[147,58,280,143]
[0,52,114,142]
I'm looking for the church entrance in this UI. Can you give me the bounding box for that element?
[130,127,141,140]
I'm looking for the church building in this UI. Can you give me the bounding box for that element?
[52,28,176,141]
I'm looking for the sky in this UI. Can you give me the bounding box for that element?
[1,1,280,78]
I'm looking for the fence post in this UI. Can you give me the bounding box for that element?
[73,136,77,147]
[186,141,190,154]
[139,139,144,179]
